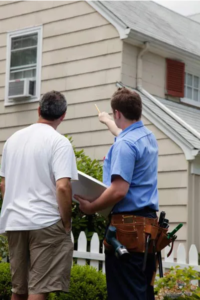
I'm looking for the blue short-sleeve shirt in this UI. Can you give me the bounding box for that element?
[103,120,159,213]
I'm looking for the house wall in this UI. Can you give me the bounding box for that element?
[121,42,166,98]
[187,167,200,251]
[0,1,189,250]
[0,0,122,157]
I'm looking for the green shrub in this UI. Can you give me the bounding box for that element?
[155,266,200,300]
[50,264,108,300]
[0,263,11,300]
[0,235,9,262]
[0,263,107,300]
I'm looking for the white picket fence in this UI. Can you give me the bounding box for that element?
[72,231,200,274]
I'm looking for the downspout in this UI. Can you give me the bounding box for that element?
[136,44,200,141]
[137,42,150,89]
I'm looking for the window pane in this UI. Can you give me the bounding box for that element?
[184,86,187,97]
[187,73,193,86]
[193,89,199,101]
[11,33,38,50]
[187,87,192,99]
[10,69,36,80]
[184,73,187,84]
[194,76,199,89]
[11,48,37,68]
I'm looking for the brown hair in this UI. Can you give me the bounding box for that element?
[111,88,142,121]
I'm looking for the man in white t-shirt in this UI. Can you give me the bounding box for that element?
[0,91,78,300]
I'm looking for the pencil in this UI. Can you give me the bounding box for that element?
[94,104,101,114]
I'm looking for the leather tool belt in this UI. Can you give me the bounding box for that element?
[104,214,174,256]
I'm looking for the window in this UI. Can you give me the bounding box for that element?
[181,73,200,107]
[5,26,42,106]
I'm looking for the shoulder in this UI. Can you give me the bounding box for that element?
[113,139,137,155]
[53,134,73,151]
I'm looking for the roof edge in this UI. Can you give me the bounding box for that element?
[117,82,200,160]
[87,0,200,61]
[128,30,200,62]
[86,0,130,39]
[138,88,200,141]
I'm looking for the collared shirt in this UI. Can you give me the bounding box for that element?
[103,120,159,213]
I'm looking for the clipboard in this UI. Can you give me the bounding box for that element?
[71,170,112,217]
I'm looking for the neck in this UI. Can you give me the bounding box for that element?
[37,117,58,130]
[120,119,139,131]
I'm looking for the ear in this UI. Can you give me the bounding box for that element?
[115,110,121,120]
[60,112,66,121]
[38,107,41,117]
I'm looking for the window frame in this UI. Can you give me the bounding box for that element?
[5,25,43,106]
[181,70,200,108]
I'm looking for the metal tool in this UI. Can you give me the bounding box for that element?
[143,234,151,272]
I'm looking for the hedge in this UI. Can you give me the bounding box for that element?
[0,263,107,300]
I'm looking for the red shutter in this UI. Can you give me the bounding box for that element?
[166,59,185,97]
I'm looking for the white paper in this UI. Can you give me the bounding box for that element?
[71,171,111,217]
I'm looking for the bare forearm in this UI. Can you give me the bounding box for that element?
[90,185,123,213]
[1,178,5,199]
[57,185,72,231]
[99,112,122,136]
[104,119,122,137]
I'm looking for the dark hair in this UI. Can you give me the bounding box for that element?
[39,91,67,121]
[111,88,142,121]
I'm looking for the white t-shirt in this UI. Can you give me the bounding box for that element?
[0,123,78,233]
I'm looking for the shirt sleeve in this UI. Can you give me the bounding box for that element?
[0,143,7,177]
[110,140,136,184]
[52,140,78,181]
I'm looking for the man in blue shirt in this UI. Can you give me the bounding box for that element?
[75,88,159,300]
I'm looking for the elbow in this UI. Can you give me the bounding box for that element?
[114,190,127,201]
[56,182,71,194]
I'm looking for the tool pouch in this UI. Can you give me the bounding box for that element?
[104,215,174,254]
[156,227,172,252]
[116,225,139,251]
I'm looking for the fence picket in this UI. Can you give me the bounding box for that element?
[189,244,198,265]
[90,233,100,271]
[71,232,74,244]
[177,243,186,265]
[77,231,87,266]
[72,231,200,277]
[102,244,105,274]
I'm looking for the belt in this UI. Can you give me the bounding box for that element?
[111,214,158,225]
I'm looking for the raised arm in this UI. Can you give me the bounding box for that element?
[99,112,122,137]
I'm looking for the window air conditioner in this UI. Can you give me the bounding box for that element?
[8,79,35,99]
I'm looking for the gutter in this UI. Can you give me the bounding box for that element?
[137,42,150,89]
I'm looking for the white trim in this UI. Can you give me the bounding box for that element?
[86,1,130,39]
[5,25,43,106]
[4,98,40,107]
[180,98,200,108]
[138,88,200,140]
[142,105,196,161]
[191,155,200,175]
[86,1,200,61]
